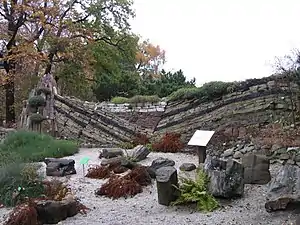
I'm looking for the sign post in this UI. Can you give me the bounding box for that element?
[188,130,215,164]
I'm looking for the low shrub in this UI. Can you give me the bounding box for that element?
[172,169,219,212]
[111,96,129,104]
[96,176,142,199]
[167,87,199,102]
[118,142,135,149]
[4,200,39,225]
[123,166,151,186]
[152,132,184,153]
[0,162,44,207]
[43,180,70,201]
[132,133,150,146]
[0,130,79,162]
[111,95,161,104]
[167,81,236,102]
[85,165,112,179]
[36,87,51,96]
[28,96,46,108]
[29,114,46,124]
[128,95,160,104]
[0,131,78,207]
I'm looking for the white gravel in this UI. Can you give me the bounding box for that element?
[0,148,298,225]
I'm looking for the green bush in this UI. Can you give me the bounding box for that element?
[111,96,129,104]
[0,130,79,162]
[28,95,46,108]
[167,87,199,102]
[171,169,219,212]
[0,131,79,206]
[128,95,160,104]
[111,95,161,104]
[0,162,44,206]
[36,87,52,96]
[29,113,47,124]
[167,81,234,102]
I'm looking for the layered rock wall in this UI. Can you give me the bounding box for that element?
[54,95,144,146]
[154,75,300,150]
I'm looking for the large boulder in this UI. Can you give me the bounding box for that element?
[44,158,76,177]
[156,166,178,206]
[242,154,271,184]
[147,157,175,178]
[179,163,197,171]
[204,156,244,198]
[35,199,78,224]
[265,165,300,212]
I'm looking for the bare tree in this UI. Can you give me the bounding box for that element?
[273,49,300,127]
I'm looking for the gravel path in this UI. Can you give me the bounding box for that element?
[1,148,298,225]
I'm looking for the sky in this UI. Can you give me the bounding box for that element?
[130,0,300,86]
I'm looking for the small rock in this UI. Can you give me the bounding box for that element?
[240,146,255,154]
[147,157,175,178]
[295,155,300,162]
[100,148,124,159]
[233,151,243,159]
[279,153,290,160]
[223,148,234,157]
[271,144,283,152]
[130,145,150,162]
[179,163,197,171]
[286,159,295,165]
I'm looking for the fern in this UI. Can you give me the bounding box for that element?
[171,169,219,212]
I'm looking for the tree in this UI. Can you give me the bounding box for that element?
[273,49,300,126]
[136,39,166,79]
[91,32,141,101]
[0,0,135,124]
[140,69,196,97]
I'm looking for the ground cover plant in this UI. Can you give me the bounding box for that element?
[172,169,219,212]
[0,131,79,207]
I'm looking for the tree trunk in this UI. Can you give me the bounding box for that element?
[4,76,15,126]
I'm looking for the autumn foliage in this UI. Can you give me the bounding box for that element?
[96,165,151,199]
[152,132,184,153]
[136,40,166,78]
[132,133,150,145]
[96,176,142,199]
[4,201,39,225]
[123,166,151,186]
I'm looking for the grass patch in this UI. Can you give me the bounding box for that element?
[0,131,79,207]
[0,130,79,162]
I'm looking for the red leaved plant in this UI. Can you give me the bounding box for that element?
[152,132,184,153]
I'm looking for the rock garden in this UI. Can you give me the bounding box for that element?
[0,131,299,225]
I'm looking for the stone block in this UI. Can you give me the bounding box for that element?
[204,157,244,198]
[242,154,271,184]
[156,166,178,206]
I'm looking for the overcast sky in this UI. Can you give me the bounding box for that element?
[130,0,300,86]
